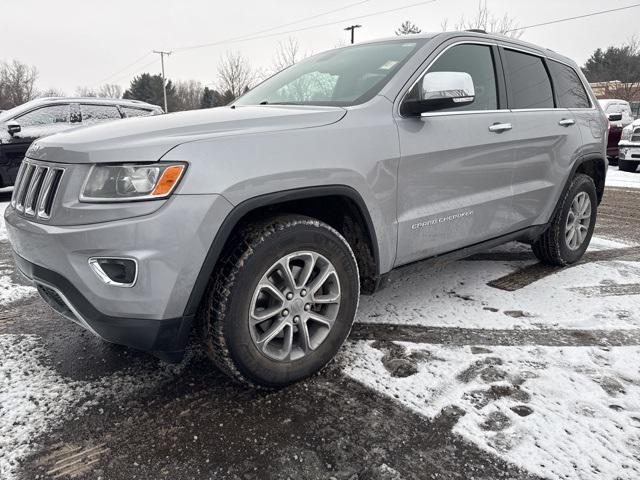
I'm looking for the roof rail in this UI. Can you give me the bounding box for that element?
[465,29,487,34]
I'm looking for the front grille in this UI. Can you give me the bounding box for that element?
[10,159,64,220]
[632,127,640,143]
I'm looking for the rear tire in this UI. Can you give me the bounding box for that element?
[199,215,360,388]
[607,156,619,166]
[532,174,597,266]
[619,159,639,172]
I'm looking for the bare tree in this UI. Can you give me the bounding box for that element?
[443,1,523,38]
[395,20,421,35]
[174,80,204,111]
[38,88,66,98]
[0,60,38,109]
[98,83,123,99]
[272,37,307,73]
[75,86,98,97]
[217,51,257,99]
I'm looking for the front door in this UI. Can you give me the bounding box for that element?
[395,42,517,266]
[0,104,70,185]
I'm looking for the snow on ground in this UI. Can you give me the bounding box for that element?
[606,167,640,189]
[0,201,35,305]
[342,341,640,480]
[358,236,640,331]
[0,201,9,242]
[0,334,195,480]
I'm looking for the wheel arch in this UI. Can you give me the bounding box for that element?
[572,153,607,204]
[182,185,381,318]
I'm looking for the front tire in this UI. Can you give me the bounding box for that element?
[532,173,597,266]
[200,215,360,388]
[619,159,639,172]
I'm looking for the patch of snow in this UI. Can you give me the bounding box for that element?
[357,238,640,331]
[606,167,640,189]
[342,341,640,480]
[0,201,8,242]
[0,334,195,480]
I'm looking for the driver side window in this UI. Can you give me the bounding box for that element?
[407,44,498,112]
[16,105,70,127]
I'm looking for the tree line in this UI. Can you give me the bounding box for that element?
[2,3,639,112]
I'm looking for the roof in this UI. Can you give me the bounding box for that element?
[361,30,578,67]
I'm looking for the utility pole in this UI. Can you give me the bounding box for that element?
[343,24,362,44]
[153,50,172,113]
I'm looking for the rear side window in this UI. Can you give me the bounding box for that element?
[82,104,122,123]
[504,49,553,109]
[121,107,150,118]
[547,60,590,108]
[407,43,499,112]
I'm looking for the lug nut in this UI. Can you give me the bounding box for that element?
[293,316,300,324]
[304,304,311,311]
[282,309,289,317]
[300,289,307,297]
[286,292,294,300]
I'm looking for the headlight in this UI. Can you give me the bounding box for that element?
[80,163,186,202]
[621,125,633,142]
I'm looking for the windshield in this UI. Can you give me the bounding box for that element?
[235,39,427,107]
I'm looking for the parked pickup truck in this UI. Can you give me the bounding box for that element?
[5,31,607,388]
[618,119,640,172]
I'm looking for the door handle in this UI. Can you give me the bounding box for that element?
[488,123,512,133]
[558,118,576,127]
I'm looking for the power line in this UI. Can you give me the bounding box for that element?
[174,0,437,52]
[96,51,153,85]
[107,58,158,85]
[507,3,640,32]
[174,0,371,51]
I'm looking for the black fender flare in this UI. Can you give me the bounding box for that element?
[182,185,380,317]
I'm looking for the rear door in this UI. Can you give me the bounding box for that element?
[502,47,585,229]
[395,41,516,266]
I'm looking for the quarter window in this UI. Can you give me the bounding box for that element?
[504,49,553,109]
[407,44,499,111]
[547,60,590,109]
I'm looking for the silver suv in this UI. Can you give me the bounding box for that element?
[5,32,607,388]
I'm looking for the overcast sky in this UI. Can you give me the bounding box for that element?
[3,0,639,94]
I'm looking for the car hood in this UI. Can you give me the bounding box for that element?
[26,105,347,164]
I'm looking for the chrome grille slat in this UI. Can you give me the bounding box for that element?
[10,162,28,208]
[24,166,45,216]
[15,164,35,212]
[11,159,65,221]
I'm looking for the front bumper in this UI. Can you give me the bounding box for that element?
[5,193,234,360]
[619,143,640,161]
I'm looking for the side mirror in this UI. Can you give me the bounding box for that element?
[608,113,623,122]
[402,71,475,116]
[7,121,21,136]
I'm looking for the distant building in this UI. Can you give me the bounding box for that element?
[589,80,640,118]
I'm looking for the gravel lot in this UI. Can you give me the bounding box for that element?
[1,171,639,480]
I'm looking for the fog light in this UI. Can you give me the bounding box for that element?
[89,257,138,287]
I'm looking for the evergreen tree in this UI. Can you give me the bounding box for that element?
[201,87,215,108]
[123,73,177,111]
[395,20,421,36]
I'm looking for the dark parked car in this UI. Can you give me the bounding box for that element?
[0,97,162,188]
